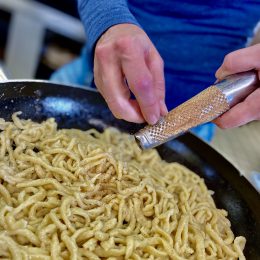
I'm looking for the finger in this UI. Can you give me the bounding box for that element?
[123,58,160,124]
[94,47,144,123]
[96,65,144,123]
[121,52,160,125]
[215,43,260,79]
[213,88,260,129]
[147,48,168,116]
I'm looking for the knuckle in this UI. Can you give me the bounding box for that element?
[95,44,111,60]
[223,53,234,71]
[115,36,134,53]
[134,76,153,92]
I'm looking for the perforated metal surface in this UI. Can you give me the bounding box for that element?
[136,86,230,149]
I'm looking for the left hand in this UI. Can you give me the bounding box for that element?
[214,43,260,129]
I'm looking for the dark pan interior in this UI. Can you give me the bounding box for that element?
[0,80,259,259]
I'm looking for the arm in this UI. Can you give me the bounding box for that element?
[78,0,167,124]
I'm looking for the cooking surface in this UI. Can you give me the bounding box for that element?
[0,80,259,259]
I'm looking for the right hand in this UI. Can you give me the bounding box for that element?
[94,24,167,125]
[214,44,260,129]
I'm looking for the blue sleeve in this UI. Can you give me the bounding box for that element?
[77,0,140,50]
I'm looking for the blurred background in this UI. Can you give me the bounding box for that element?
[0,0,84,79]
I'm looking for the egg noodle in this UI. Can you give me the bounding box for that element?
[0,112,246,259]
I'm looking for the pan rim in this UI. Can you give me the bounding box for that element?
[0,79,98,92]
[0,81,259,258]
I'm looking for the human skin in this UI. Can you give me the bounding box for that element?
[214,43,260,129]
[94,24,167,125]
[94,23,260,128]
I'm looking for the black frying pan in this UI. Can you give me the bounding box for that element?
[0,79,259,259]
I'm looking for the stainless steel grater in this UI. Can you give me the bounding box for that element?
[135,71,259,149]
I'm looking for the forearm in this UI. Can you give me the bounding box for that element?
[77,0,140,49]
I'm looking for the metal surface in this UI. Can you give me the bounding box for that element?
[135,86,230,149]
[0,67,8,81]
[216,71,259,107]
[0,80,259,259]
[135,71,259,150]
[135,117,182,149]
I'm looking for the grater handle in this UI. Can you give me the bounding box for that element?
[135,71,259,150]
[215,71,258,107]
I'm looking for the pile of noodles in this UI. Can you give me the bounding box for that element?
[0,112,246,259]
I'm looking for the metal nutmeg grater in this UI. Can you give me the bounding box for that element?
[135,71,259,149]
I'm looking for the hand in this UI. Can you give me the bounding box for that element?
[214,44,260,129]
[94,24,167,125]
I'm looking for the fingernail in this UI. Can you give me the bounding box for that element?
[148,114,159,125]
[215,70,227,81]
[160,101,168,115]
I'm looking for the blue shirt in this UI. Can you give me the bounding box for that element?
[77,0,260,109]
[51,1,259,141]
